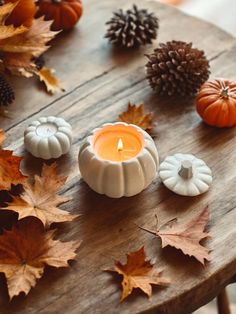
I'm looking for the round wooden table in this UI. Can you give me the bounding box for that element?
[0,0,236,313]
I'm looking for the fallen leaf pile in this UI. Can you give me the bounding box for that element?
[139,207,210,264]
[106,247,169,301]
[118,103,155,131]
[0,1,63,94]
[0,217,81,300]
[2,163,78,226]
[0,131,80,300]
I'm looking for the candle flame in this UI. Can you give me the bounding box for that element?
[117,138,123,152]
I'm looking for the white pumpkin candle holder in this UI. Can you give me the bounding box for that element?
[159,153,212,196]
[24,116,73,159]
[78,122,159,198]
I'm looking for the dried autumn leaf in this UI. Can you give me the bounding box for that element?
[0,3,27,40]
[140,207,210,264]
[0,216,81,300]
[119,103,154,131]
[36,67,64,94]
[3,52,35,77]
[2,163,78,226]
[0,17,58,57]
[0,129,6,146]
[0,150,27,191]
[105,247,169,301]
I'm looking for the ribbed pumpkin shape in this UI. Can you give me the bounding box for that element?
[159,153,212,196]
[196,79,236,127]
[24,116,72,159]
[36,0,83,31]
[79,123,159,198]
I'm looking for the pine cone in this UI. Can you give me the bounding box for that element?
[145,41,210,96]
[105,5,159,48]
[0,75,14,107]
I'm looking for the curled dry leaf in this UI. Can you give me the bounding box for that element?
[2,163,78,227]
[119,103,154,131]
[0,129,6,146]
[139,207,211,264]
[0,216,81,300]
[105,247,169,301]
[0,150,27,191]
[36,67,65,94]
[0,2,27,40]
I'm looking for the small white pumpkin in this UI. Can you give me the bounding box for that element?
[159,153,212,196]
[24,116,73,159]
[78,122,159,198]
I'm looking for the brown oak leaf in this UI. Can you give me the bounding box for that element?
[0,17,58,57]
[0,129,6,146]
[105,247,169,301]
[36,67,65,94]
[2,163,78,226]
[0,216,81,300]
[0,150,27,191]
[140,207,210,264]
[119,103,154,131]
[0,3,27,40]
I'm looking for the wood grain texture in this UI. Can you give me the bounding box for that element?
[0,0,236,313]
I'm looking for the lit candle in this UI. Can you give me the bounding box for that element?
[79,122,159,198]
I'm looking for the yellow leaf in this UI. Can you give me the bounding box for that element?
[119,103,155,131]
[37,67,64,94]
[0,17,58,57]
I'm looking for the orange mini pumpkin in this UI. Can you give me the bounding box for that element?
[196,79,236,128]
[5,0,37,27]
[36,0,83,31]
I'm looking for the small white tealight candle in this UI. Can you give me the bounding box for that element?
[24,116,73,159]
[79,122,159,198]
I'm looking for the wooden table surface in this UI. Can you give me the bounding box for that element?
[0,0,236,313]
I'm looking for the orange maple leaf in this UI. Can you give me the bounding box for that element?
[2,163,78,226]
[0,216,81,300]
[36,67,64,94]
[140,207,211,264]
[0,149,27,191]
[105,247,169,301]
[0,129,6,146]
[119,103,154,131]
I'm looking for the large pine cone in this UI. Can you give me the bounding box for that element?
[105,5,159,48]
[0,75,14,106]
[146,41,210,96]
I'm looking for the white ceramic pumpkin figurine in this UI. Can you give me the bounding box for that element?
[24,116,73,159]
[159,153,212,196]
[78,122,159,198]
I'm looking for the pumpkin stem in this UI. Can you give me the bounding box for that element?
[178,160,193,180]
[52,0,62,3]
[220,86,230,98]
